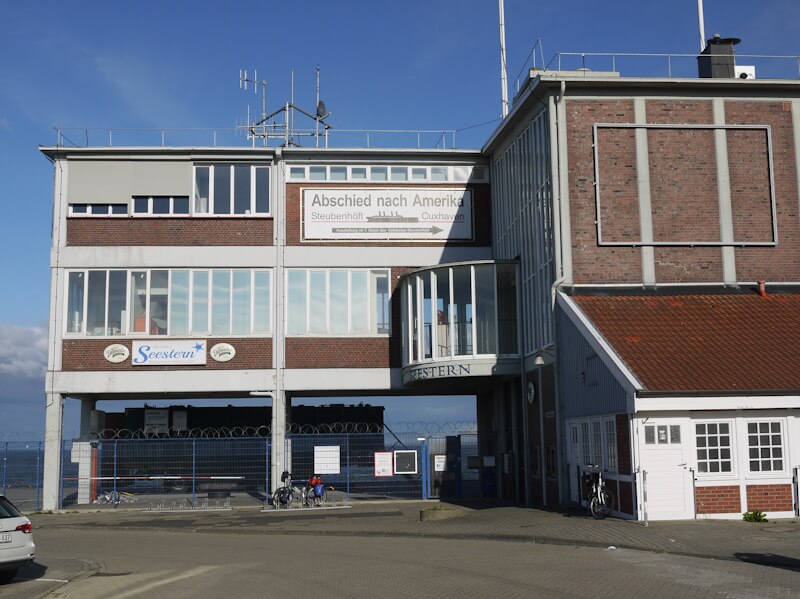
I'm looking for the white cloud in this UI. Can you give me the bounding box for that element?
[0,323,48,378]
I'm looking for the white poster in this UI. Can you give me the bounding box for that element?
[132,340,206,366]
[314,445,341,474]
[374,451,393,477]
[303,188,473,241]
[434,455,447,472]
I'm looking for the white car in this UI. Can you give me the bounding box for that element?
[0,496,35,583]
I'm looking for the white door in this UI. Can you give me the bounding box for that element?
[640,421,695,520]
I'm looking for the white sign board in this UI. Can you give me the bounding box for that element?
[172,411,188,432]
[374,451,394,477]
[303,188,473,241]
[314,445,341,475]
[144,409,169,435]
[434,455,447,472]
[132,340,206,366]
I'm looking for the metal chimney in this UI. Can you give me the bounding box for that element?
[697,34,741,78]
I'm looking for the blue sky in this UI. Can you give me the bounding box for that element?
[1,0,798,438]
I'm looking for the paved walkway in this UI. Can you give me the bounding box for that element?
[35,498,800,570]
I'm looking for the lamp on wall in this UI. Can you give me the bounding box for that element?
[534,352,545,366]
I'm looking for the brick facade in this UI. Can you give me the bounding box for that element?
[566,97,799,284]
[285,337,391,369]
[62,338,272,371]
[284,183,492,246]
[746,484,794,513]
[695,485,741,514]
[67,217,274,246]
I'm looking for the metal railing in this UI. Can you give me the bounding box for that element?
[512,50,800,94]
[52,127,459,150]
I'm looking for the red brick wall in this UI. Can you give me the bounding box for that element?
[746,484,794,512]
[726,101,800,281]
[566,97,800,284]
[285,337,391,368]
[62,338,272,370]
[67,218,274,246]
[695,485,741,514]
[285,183,492,246]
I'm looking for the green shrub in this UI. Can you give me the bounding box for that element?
[742,510,768,522]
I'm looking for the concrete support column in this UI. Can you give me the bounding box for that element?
[634,98,656,285]
[270,390,287,492]
[713,99,737,285]
[42,393,65,511]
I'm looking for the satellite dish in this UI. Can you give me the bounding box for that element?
[316,100,329,119]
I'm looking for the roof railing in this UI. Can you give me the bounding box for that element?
[513,51,800,93]
[52,126,459,150]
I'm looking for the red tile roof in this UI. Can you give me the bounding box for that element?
[572,293,800,394]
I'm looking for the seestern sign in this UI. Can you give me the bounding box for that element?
[132,340,207,366]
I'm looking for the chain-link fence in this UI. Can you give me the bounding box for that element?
[3,428,487,511]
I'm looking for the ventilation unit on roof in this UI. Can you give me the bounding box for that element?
[698,34,740,78]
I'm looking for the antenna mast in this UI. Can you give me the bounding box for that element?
[697,0,707,52]
[498,0,509,118]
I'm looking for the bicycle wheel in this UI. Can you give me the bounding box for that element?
[589,488,615,519]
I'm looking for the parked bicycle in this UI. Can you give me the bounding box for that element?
[584,464,614,519]
[271,471,301,509]
[94,490,137,505]
[303,474,332,507]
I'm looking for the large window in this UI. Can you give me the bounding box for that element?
[193,164,270,215]
[747,421,784,473]
[695,422,733,474]
[286,269,390,336]
[66,269,271,337]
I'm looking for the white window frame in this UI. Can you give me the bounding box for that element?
[693,419,736,478]
[63,268,272,338]
[131,195,191,217]
[192,164,272,217]
[643,423,682,447]
[69,204,129,217]
[282,164,489,183]
[284,268,391,337]
[744,418,787,476]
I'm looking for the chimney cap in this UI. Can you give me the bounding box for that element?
[708,34,741,46]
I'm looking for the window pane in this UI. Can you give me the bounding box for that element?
[149,270,169,335]
[351,271,368,333]
[107,270,127,335]
[211,270,231,334]
[390,167,408,181]
[67,272,85,333]
[309,271,327,334]
[130,271,148,333]
[289,167,305,179]
[231,270,251,334]
[431,166,448,181]
[422,273,432,359]
[370,167,387,181]
[133,197,149,214]
[71,204,88,214]
[255,168,270,214]
[194,167,210,213]
[435,268,451,358]
[475,265,496,354]
[287,270,307,334]
[234,165,251,214]
[90,204,109,215]
[309,166,326,181]
[191,271,209,333]
[170,270,190,335]
[111,204,127,215]
[371,270,390,335]
[496,264,517,354]
[411,167,426,180]
[330,271,348,334]
[173,197,190,214]
[213,165,231,214]
[645,426,655,444]
[452,267,472,356]
[86,271,107,336]
[351,167,367,180]
[253,271,270,334]
[329,166,347,181]
[670,425,681,444]
[151,197,169,215]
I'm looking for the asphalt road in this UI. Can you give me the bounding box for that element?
[3,527,799,598]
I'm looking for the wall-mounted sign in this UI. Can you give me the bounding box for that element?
[303,188,473,241]
[103,344,129,364]
[144,409,169,435]
[394,450,418,475]
[434,455,447,472]
[314,445,341,474]
[210,343,236,362]
[374,451,393,477]
[132,340,206,366]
